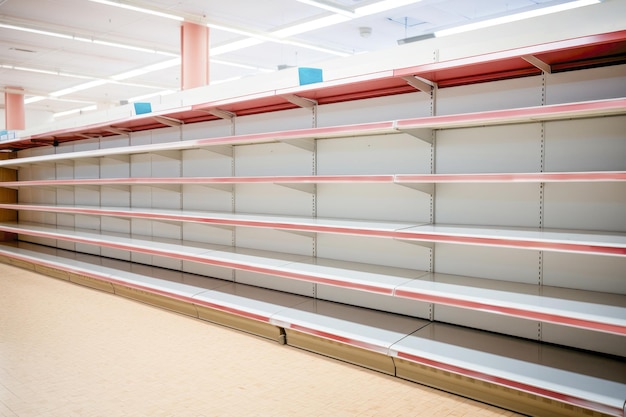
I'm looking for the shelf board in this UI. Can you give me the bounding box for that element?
[0,120,397,168]
[394,272,626,336]
[396,224,626,256]
[395,171,626,183]
[0,222,421,295]
[0,203,424,236]
[1,204,623,257]
[0,222,624,336]
[2,171,625,189]
[390,322,626,417]
[1,97,624,169]
[270,299,429,355]
[394,97,626,130]
[0,175,396,188]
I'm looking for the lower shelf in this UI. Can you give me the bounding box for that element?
[0,241,625,417]
[1,221,624,338]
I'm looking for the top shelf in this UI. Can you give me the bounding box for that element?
[2,30,625,151]
[1,97,624,168]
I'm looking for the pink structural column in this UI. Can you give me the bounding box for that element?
[4,87,25,130]
[180,22,209,90]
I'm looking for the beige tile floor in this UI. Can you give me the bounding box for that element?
[0,262,523,417]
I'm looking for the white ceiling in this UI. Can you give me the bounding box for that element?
[0,0,584,120]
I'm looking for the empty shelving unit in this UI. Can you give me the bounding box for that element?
[1,7,625,417]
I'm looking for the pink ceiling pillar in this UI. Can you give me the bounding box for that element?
[4,87,25,130]
[180,21,210,90]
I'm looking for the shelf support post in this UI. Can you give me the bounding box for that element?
[207,108,236,120]
[279,138,315,152]
[399,127,434,144]
[0,153,17,242]
[523,55,552,74]
[152,115,183,128]
[280,94,317,109]
[402,75,436,94]
[276,183,316,194]
[396,183,434,195]
[104,126,132,137]
[202,108,237,135]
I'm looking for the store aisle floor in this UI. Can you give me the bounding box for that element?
[0,263,522,417]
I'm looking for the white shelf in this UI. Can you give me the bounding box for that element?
[398,224,626,256]
[0,175,397,188]
[270,299,429,354]
[394,272,626,335]
[0,120,397,168]
[395,97,626,130]
[389,323,626,417]
[2,204,624,257]
[0,242,310,324]
[1,98,624,170]
[2,171,625,189]
[394,171,626,183]
[0,202,423,238]
[0,222,422,295]
[1,221,623,336]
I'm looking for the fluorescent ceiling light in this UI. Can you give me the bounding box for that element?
[208,21,350,56]
[206,22,276,43]
[0,23,73,39]
[3,64,173,92]
[271,14,351,37]
[110,57,180,81]
[87,0,184,21]
[128,90,176,102]
[92,39,177,56]
[279,38,351,56]
[53,104,98,119]
[25,95,104,105]
[2,64,98,80]
[211,38,265,55]
[24,96,46,104]
[295,0,355,17]
[435,0,601,37]
[211,59,274,72]
[272,0,424,39]
[0,22,175,56]
[49,80,109,97]
[355,0,424,16]
[89,0,353,55]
